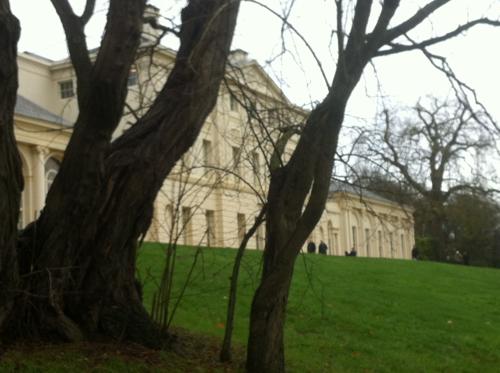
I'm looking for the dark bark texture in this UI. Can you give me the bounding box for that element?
[247,84,360,373]
[1,0,240,345]
[0,0,21,334]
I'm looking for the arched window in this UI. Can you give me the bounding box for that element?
[45,157,60,196]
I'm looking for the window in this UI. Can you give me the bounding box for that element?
[334,233,339,255]
[232,146,241,179]
[401,234,405,258]
[252,151,260,186]
[352,226,357,249]
[378,231,383,257]
[365,228,370,256]
[230,95,238,112]
[256,224,265,250]
[202,140,213,166]
[237,213,246,244]
[45,157,60,196]
[319,226,325,242]
[182,207,192,245]
[389,232,394,257]
[165,204,174,241]
[127,69,138,87]
[59,80,74,98]
[181,150,189,167]
[205,210,216,246]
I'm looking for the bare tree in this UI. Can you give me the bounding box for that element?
[220,70,305,360]
[245,2,500,372]
[149,156,225,333]
[0,0,241,345]
[356,98,495,259]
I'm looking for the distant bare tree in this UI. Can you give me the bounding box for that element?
[356,98,496,259]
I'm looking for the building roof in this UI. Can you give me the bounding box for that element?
[20,51,55,63]
[15,95,71,127]
[330,180,403,206]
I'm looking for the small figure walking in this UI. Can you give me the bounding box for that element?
[307,241,316,254]
[463,251,470,265]
[319,241,328,255]
[411,246,419,260]
[345,247,357,257]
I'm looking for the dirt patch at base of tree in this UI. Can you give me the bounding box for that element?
[0,327,245,372]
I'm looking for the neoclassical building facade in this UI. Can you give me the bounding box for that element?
[14,23,414,259]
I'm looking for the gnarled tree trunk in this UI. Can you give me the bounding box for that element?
[247,93,353,372]
[76,0,241,342]
[246,1,404,370]
[1,0,240,345]
[0,0,21,335]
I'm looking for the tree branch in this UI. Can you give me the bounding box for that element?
[335,0,345,68]
[80,0,96,25]
[366,0,399,51]
[377,18,500,56]
[416,46,500,133]
[50,0,92,101]
[246,0,330,89]
[382,0,450,43]
[83,0,145,133]
[346,0,373,48]
[143,14,180,38]
[379,109,427,196]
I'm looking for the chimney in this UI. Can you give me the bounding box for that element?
[229,49,249,65]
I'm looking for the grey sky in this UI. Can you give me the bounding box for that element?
[11,1,500,124]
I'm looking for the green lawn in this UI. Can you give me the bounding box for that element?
[137,243,500,372]
[2,243,499,372]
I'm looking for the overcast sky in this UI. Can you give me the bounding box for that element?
[11,0,500,155]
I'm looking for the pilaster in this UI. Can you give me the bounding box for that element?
[32,145,49,216]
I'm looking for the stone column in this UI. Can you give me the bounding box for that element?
[23,161,34,223]
[209,109,225,248]
[32,145,48,217]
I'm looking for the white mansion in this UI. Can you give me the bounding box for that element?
[14,26,414,259]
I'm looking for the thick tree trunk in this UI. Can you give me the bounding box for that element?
[246,37,370,371]
[246,118,337,371]
[74,0,241,344]
[2,0,240,345]
[10,0,148,343]
[428,200,448,261]
[0,0,21,335]
[245,0,412,365]
[246,223,298,372]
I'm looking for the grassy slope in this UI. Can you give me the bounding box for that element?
[2,243,499,372]
[137,243,500,372]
